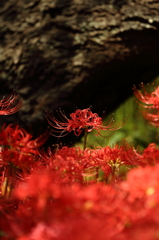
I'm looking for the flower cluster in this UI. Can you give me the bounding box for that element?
[3,164,159,240]
[1,87,159,240]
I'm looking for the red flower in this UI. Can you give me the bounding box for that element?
[133,83,159,110]
[11,171,122,240]
[47,108,124,137]
[39,144,143,185]
[133,84,159,127]
[0,125,48,198]
[141,111,159,128]
[0,124,48,169]
[0,124,48,155]
[0,91,22,115]
[140,143,159,165]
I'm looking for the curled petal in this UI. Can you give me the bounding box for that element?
[141,110,159,127]
[133,84,159,110]
[133,84,159,127]
[0,91,22,115]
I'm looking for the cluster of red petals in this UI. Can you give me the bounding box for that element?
[141,111,159,127]
[120,164,159,240]
[2,88,159,240]
[133,84,159,110]
[5,171,119,240]
[38,144,151,185]
[38,143,159,186]
[0,124,48,169]
[39,147,85,184]
[133,84,159,127]
[1,165,159,240]
[47,108,124,137]
[139,143,159,165]
[0,91,22,115]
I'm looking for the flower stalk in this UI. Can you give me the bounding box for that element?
[1,163,16,199]
[83,128,88,150]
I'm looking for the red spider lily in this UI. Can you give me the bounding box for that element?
[39,144,143,185]
[133,83,159,110]
[140,110,159,128]
[0,91,22,115]
[46,108,125,137]
[0,124,48,155]
[133,84,159,127]
[0,125,48,198]
[0,124,48,170]
[139,143,159,165]
[120,164,159,240]
[5,165,159,240]
[39,146,92,184]
[10,171,122,240]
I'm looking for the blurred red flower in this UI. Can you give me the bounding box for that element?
[133,84,159,127]
[133,83,159,110]
[0,124,48,169]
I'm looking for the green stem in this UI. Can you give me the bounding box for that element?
[96,167,99,181]
[83,128,88,150]
[2,163,15,199]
